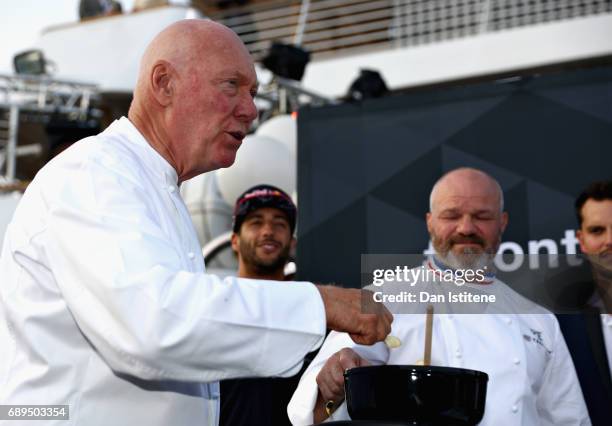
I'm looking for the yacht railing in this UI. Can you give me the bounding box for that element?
[0,74,101,182]
[207,0,612,61]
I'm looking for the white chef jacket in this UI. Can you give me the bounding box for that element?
[288,264,590,426]
[0,117,326,426]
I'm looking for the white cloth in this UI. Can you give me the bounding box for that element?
[589,294,612,380]
[288,264,590,426]
[601,314,612,380]
[0,191,21,252]
[0,117,326,426]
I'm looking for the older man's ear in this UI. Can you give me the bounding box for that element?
[150,60,175,106]
[425,212,433,235]
[500,211,509,233]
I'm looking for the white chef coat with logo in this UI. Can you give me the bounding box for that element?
[0,117,325,426]
[288,265,590,426]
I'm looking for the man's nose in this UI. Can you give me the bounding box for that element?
[604,227,612,247]
[457,215,477,235]
[260,222,274,236]
[236,93,258,123]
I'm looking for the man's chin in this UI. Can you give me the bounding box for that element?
[253,248,286,264]
[201,157,236,174]
[440,251,491,271]
[591,252,612,270]
[451,244,484,254]
[217,155,237,169]
[252,257,287,275]
[254,255,280,266]
[214,145,241,168]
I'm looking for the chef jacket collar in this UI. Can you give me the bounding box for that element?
[427,255,496,284]
[113,117,179,186]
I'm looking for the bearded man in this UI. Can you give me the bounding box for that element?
[220,184,302,426]
[288,167,590,425]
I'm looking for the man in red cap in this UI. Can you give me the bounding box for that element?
[230,184,297,281]
[221,184,304,426]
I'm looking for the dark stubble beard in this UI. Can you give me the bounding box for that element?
[239,238,292,276]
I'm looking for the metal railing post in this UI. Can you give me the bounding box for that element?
[293,0,311,46]
[479,0,492,34]
[6,105,19,182]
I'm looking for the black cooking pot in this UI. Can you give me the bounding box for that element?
[344,365,488,426]
[324,422,415,425]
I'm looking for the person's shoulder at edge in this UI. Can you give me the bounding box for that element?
[36,119,151,192]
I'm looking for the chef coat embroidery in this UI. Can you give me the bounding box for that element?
[523,328,552,354]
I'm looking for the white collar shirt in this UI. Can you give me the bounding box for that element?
[600,314,612,381]
[589,294,612,380]
[0,117,325,426]
[288,263,590,426]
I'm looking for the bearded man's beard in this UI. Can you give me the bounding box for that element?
[239,239,291,275]
[432,232,499,271]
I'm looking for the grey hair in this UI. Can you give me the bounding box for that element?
[429,168,505,213]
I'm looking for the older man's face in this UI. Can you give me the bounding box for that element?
[169,35,258,178]
[427,177,507,269]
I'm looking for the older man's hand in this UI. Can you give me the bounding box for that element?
[316,285,392,345]
[313,347,369,423]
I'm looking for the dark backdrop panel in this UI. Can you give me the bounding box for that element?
[296,65,612,287]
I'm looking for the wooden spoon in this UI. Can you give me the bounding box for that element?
[423,304,434,365]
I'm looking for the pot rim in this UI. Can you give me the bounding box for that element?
[344,364,489,380]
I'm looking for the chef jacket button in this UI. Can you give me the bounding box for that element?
[167,185,176,193]
[505,317,512,325]
[455,350,462,359]
[511,405,518,413]
[188,251,195,260]
[513,358,520,365]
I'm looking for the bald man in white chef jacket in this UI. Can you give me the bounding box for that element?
[0,20,392,426]
[288,168,590,425]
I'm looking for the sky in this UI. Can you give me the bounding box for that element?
[0,0,135,74]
